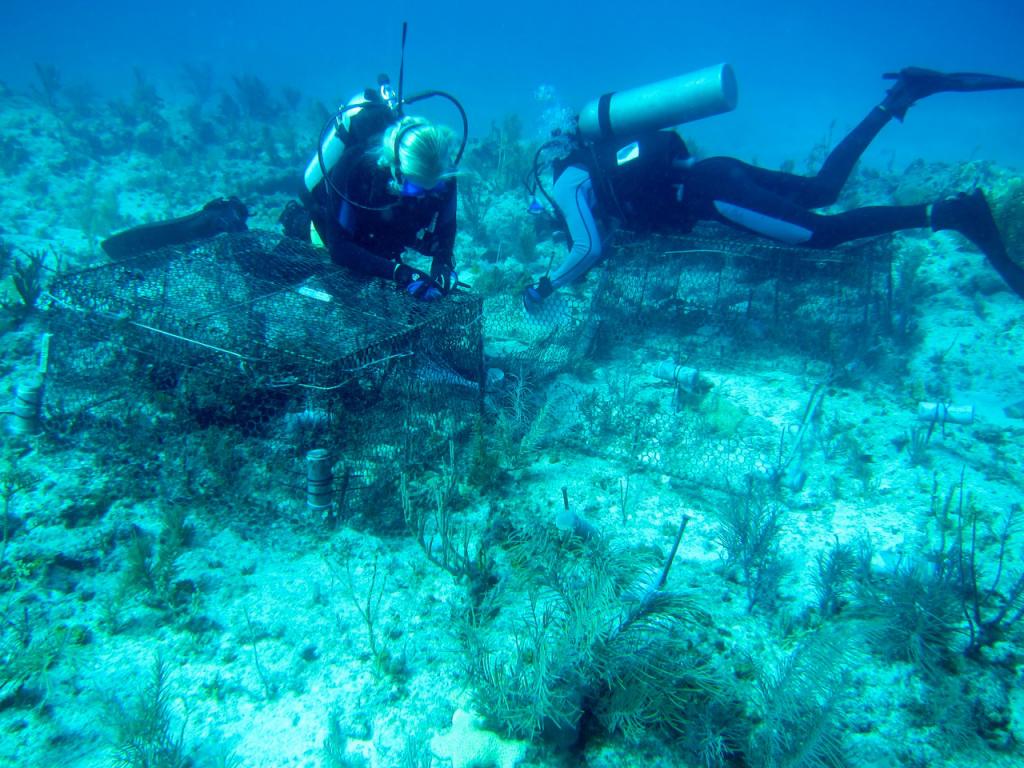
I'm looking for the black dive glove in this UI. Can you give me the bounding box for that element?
[394,263,445,302]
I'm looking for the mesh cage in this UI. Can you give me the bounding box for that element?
[44,232,484,526]
[481,224,894,493]
[592,225,894,368]
[485,223,893,378]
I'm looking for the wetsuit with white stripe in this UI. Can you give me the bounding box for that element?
[545,105,926,293]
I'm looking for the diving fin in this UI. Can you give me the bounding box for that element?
[101,197,249,259]
[881,66,1024,120]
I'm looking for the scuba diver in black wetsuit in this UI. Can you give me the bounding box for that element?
[103,34,470,303]
[306,124,457,300]
[278,74,468,300]
[103,92,463,301]
[523,66,1024,312]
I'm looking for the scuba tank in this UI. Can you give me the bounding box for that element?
[301,21,469,234]
[577,63,738,142]
[302,84,470,197]
[303,75,400,193]
[525,63,738,214]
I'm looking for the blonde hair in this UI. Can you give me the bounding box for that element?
[378,117,456,189]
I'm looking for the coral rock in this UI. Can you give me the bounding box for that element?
[429,708,527,768]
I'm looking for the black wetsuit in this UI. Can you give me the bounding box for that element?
[307,144,457,279]
[546,105,925,291]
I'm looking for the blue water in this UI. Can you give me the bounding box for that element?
[4,0,1024,170]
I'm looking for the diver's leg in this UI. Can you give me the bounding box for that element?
[682,158,1024,297]
[101,198,249,258]
[681,157,927,247]
[730,106,892,209]
[731,67,1024,210]
[692,110,891,212]
[800,67,1024,200]
[803,107,892,205]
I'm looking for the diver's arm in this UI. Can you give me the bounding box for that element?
[313,152,404,280]
[310,197,399,279]
[431,181,458,268]
[327,236,399,279]
[549,165,603,288]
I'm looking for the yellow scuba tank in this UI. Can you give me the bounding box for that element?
[577,63,738,141]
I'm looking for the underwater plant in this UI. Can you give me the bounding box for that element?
[179,61,215,107]
[0,459,70,712]
[713,480,788,612]
[0,237,11,277]
[903,423,933,468]
[331,547,408,682]
[3,248,47,320]
[488,373,581,471]
[121,504,194,614]
[813,536,859,619]
[458,172,490,241]
[108,656,192,768]
[958,496,1024,659]
[400,460,497,608]
[463,114,536,196]
[467,513,735,759]
[858,558,962,679]
[109,67,166,131]
[0,605,70,711]
[31,62,62,114]
[853,474,1024,674]
[0,136,30,176]
[745,626,854,768]
[232,73,279,122]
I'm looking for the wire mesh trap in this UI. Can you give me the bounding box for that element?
[481,224,896,493]
[43,231,485,524]
[487,223,894,380]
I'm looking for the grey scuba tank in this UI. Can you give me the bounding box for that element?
[578,63,738,141]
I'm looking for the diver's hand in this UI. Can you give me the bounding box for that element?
[430,257,458,293]
[522,276,554,314]
[394,263,445,301]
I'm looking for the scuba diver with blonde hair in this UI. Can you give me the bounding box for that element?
[103,25,469,303]
[280,103,463,301]
[523,65,1024,312]
[277,59,470,301]
[103,81,467,304]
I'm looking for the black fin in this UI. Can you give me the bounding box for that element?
[101,198,249,259]
[881,66,1024,120]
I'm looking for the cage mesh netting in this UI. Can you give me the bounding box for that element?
[45,231,485,524]
[486,223,893,377]
[481,223,895,493]
[43,224,896,514]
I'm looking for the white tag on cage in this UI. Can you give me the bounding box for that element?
[296,286,333,303]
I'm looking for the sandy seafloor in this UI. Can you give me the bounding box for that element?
[1,73,1024,768]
